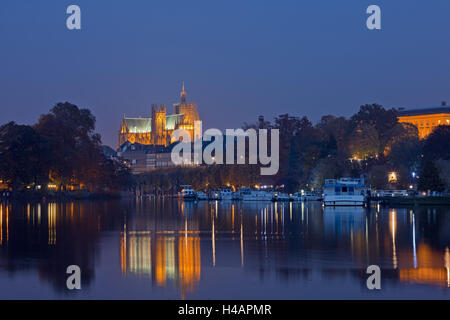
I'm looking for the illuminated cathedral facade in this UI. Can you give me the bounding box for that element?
[118,84,200,148]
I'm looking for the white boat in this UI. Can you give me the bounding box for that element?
[375,190,408,197]
[272,192,290,202]
[196,191,208,200]
[323,178,367,206]
[290,192,302,201]
[232,191,242,201]
[220,188,234,200]
[181,188,197,201]
[209,190,222,200]
[301,191,323,201]
[240,187,273,201]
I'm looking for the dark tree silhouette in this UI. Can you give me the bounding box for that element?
[418,159,445,192]
[423,125,450,160]
[0,122,50,192]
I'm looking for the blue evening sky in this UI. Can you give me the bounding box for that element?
[0,0,449,147]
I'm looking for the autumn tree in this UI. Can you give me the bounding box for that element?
[0,122,50,191]
[35,102,101,190]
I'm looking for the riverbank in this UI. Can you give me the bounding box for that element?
[0,190,125,202]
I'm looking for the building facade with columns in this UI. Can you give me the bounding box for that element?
[397,103,450,139]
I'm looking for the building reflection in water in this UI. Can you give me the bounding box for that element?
[118,199,258,298]
[120,226,201,298]
[390,209,398,269]
[386,208,450,288]
[398,243,450,287]
[211,205,215,267]
[321,205,450,288]
[2,199,450,298]
[0,204,9,245]
[48,203,57,245]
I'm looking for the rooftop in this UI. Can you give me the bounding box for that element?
[123,114,184,132]
[398,106,450,117]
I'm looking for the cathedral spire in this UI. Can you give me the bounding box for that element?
[180,81,186,103]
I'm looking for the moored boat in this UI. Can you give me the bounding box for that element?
[240,187,273,201]
[232,191,242,201]
[323,177,367,206]
[272,192,290,202]
[290,192,302,201]
[209,190,222,200]
[196,191,208,200]
[220,188,234,200]
[181,188,197,201]
[302,191,323,201]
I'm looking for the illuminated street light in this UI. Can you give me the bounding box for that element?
[388,172,398,183]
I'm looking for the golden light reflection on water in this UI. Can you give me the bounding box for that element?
[5,205,8,243]
[178,236,201,297]
[3,200,450,297]
[120,229,201,298]
[399,243,450,287]
[0,205,3,245]
[390,209,398,269]
[48,203,56,245]
[240,217,244,267]
[231,204,235,235]
[211,207,215,267]
[445,247,450,288]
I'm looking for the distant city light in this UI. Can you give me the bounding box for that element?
[388,172,398,183]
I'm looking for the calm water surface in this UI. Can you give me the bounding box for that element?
[1,198,450,299]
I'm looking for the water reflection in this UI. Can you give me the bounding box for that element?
[0,199,450,299]
[120,230,201,298]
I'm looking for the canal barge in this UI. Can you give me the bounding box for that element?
[323,177,367,206]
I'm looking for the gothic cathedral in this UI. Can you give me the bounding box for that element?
[118,84,200,148]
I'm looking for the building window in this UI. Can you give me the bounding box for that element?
[335,186,341,195]
[349,186,354,195]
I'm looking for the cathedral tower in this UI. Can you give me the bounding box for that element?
[174,83,199,124]
[151,104,167,145]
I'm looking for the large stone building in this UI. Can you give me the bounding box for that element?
[118,84,200,148]
[398,103,450,139]
[117,142,178,174]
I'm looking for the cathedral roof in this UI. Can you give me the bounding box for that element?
[166,114,184,130]
[123,114,184,133]
[123,118,151,133]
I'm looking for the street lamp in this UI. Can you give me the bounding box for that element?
[388,172,398,183]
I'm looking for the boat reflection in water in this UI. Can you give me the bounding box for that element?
[323,205,450,289]
[1,199,450,298]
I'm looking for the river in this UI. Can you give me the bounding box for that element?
[0,198,449,299]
